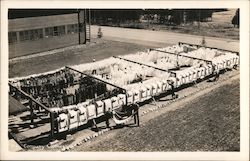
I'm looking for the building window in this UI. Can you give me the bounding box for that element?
[45,27,54,38]
[19,29,43,41]
[31,29,43,40]
[67,24,78,34]
[55,26,66,36]
[19,30,29,41]
[79,23,85,33]
[45,25,66,37]
[8,32,17,44]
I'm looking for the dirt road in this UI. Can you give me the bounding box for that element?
[91,25,239,52]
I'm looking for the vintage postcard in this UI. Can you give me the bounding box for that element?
[1,0,249,160]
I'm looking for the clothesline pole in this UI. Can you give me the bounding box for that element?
[29,98,34,126]
[50,112,55,139]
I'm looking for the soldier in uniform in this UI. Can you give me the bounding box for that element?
[168,72,178,99]
[133,104,140,126]
[212,64,220,81]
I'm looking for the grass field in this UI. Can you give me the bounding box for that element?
[73,78,240,151]
[9,39,159,78]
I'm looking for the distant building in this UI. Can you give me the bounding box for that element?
[8,10,89,58]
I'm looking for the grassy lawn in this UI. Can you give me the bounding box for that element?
[74,79,240,151]
[154,22,239,40]
[9,39,157,78]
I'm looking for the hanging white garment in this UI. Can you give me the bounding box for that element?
[118,94,127,106]
[87,104,97,120]
[156,81,163,94]
[146,85,153,99]
[68,110,79,130]
[151,83,158,96]
[111,96,120,110]
[161,80,168,91]
[78,105,88,125]
[96,101,105,117]
[133,89,141,103]
[103,98,112,112]
[126,91,134,105]
[58,113,69,132]
[140,87,147,101]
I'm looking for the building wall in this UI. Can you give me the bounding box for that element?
[9,13,86,58]
[9,34,81,58]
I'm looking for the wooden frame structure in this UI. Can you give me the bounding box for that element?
[178,41,239,55]
[8,65,130,144]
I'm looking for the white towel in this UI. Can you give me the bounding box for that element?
[87,104,96,119]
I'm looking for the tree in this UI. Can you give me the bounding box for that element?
[232,9,239,28]
[91,9,142,25]
[169,10,183,25]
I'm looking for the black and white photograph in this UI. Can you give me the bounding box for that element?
[1,1,249,161]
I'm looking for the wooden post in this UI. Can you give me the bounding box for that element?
[50,112,55,140]
[106,118,110,128]
[136,107,140,127]
[133,109,136,125]
[29,99,34,125]
[133,104,140,127]
[92,119,98,131]
[94,84,98,99]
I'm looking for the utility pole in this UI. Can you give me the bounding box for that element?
[77,9,81,44]
[88,9,91,42]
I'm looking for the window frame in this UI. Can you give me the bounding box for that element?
[45,25,66,37]
[8,32,18,44]
[19,28,44,42]
[67,23,79,34]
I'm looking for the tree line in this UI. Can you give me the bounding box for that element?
[90,9,228,25]
[8,9,239,27]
